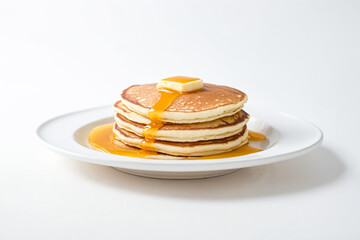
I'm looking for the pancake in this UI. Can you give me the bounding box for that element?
[113,101,152,124]
[119,83,248,124]
[112,138,187,160]
[114,109,250,142]
[113,124,249,157]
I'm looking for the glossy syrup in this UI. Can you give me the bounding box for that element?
[140,88,182,151]
[89,76,266,159]
[88,124,266,159]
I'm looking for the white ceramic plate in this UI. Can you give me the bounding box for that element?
[36,105,323,179]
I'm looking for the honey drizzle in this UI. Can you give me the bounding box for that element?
[248,130,267,141]
[196,144,262,159]
[88,123,266,159]
[88,76,267,159]
[88,124,154,158]
[140,88,182,151]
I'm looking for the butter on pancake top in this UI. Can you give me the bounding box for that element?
[87,76,265,159]
[119,83,248,124]
[110,77,253,158]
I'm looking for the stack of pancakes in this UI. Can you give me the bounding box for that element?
[113,83,249,158]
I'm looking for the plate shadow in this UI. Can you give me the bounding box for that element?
[67,147,344,200]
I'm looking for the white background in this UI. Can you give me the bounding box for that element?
[1,0,360,239]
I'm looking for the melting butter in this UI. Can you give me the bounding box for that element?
[157,76,203,93]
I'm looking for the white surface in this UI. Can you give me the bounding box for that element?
[0,0,359,239]
[36,105,322,178]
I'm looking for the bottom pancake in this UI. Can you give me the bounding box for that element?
[113,124,248,157]
[112,138,188,160]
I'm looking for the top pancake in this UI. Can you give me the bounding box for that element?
[120,83,248,123]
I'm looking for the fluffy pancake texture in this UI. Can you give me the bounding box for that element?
[114,109,249,142]
[112,137,187,160]
[119,83,248,124]
[112,82,250,158]
[113,124,248,157]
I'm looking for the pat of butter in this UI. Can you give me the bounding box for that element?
[156,76,203,93]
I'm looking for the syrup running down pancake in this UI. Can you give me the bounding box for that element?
[89,76,266,159]
[114,124,249,157]
[114,106,250,142]
[119,83,248,124]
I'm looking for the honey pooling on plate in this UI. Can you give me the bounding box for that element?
[89,123,265,159]
[89,76,266,159]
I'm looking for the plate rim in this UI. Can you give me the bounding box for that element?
[36,105,323,172]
